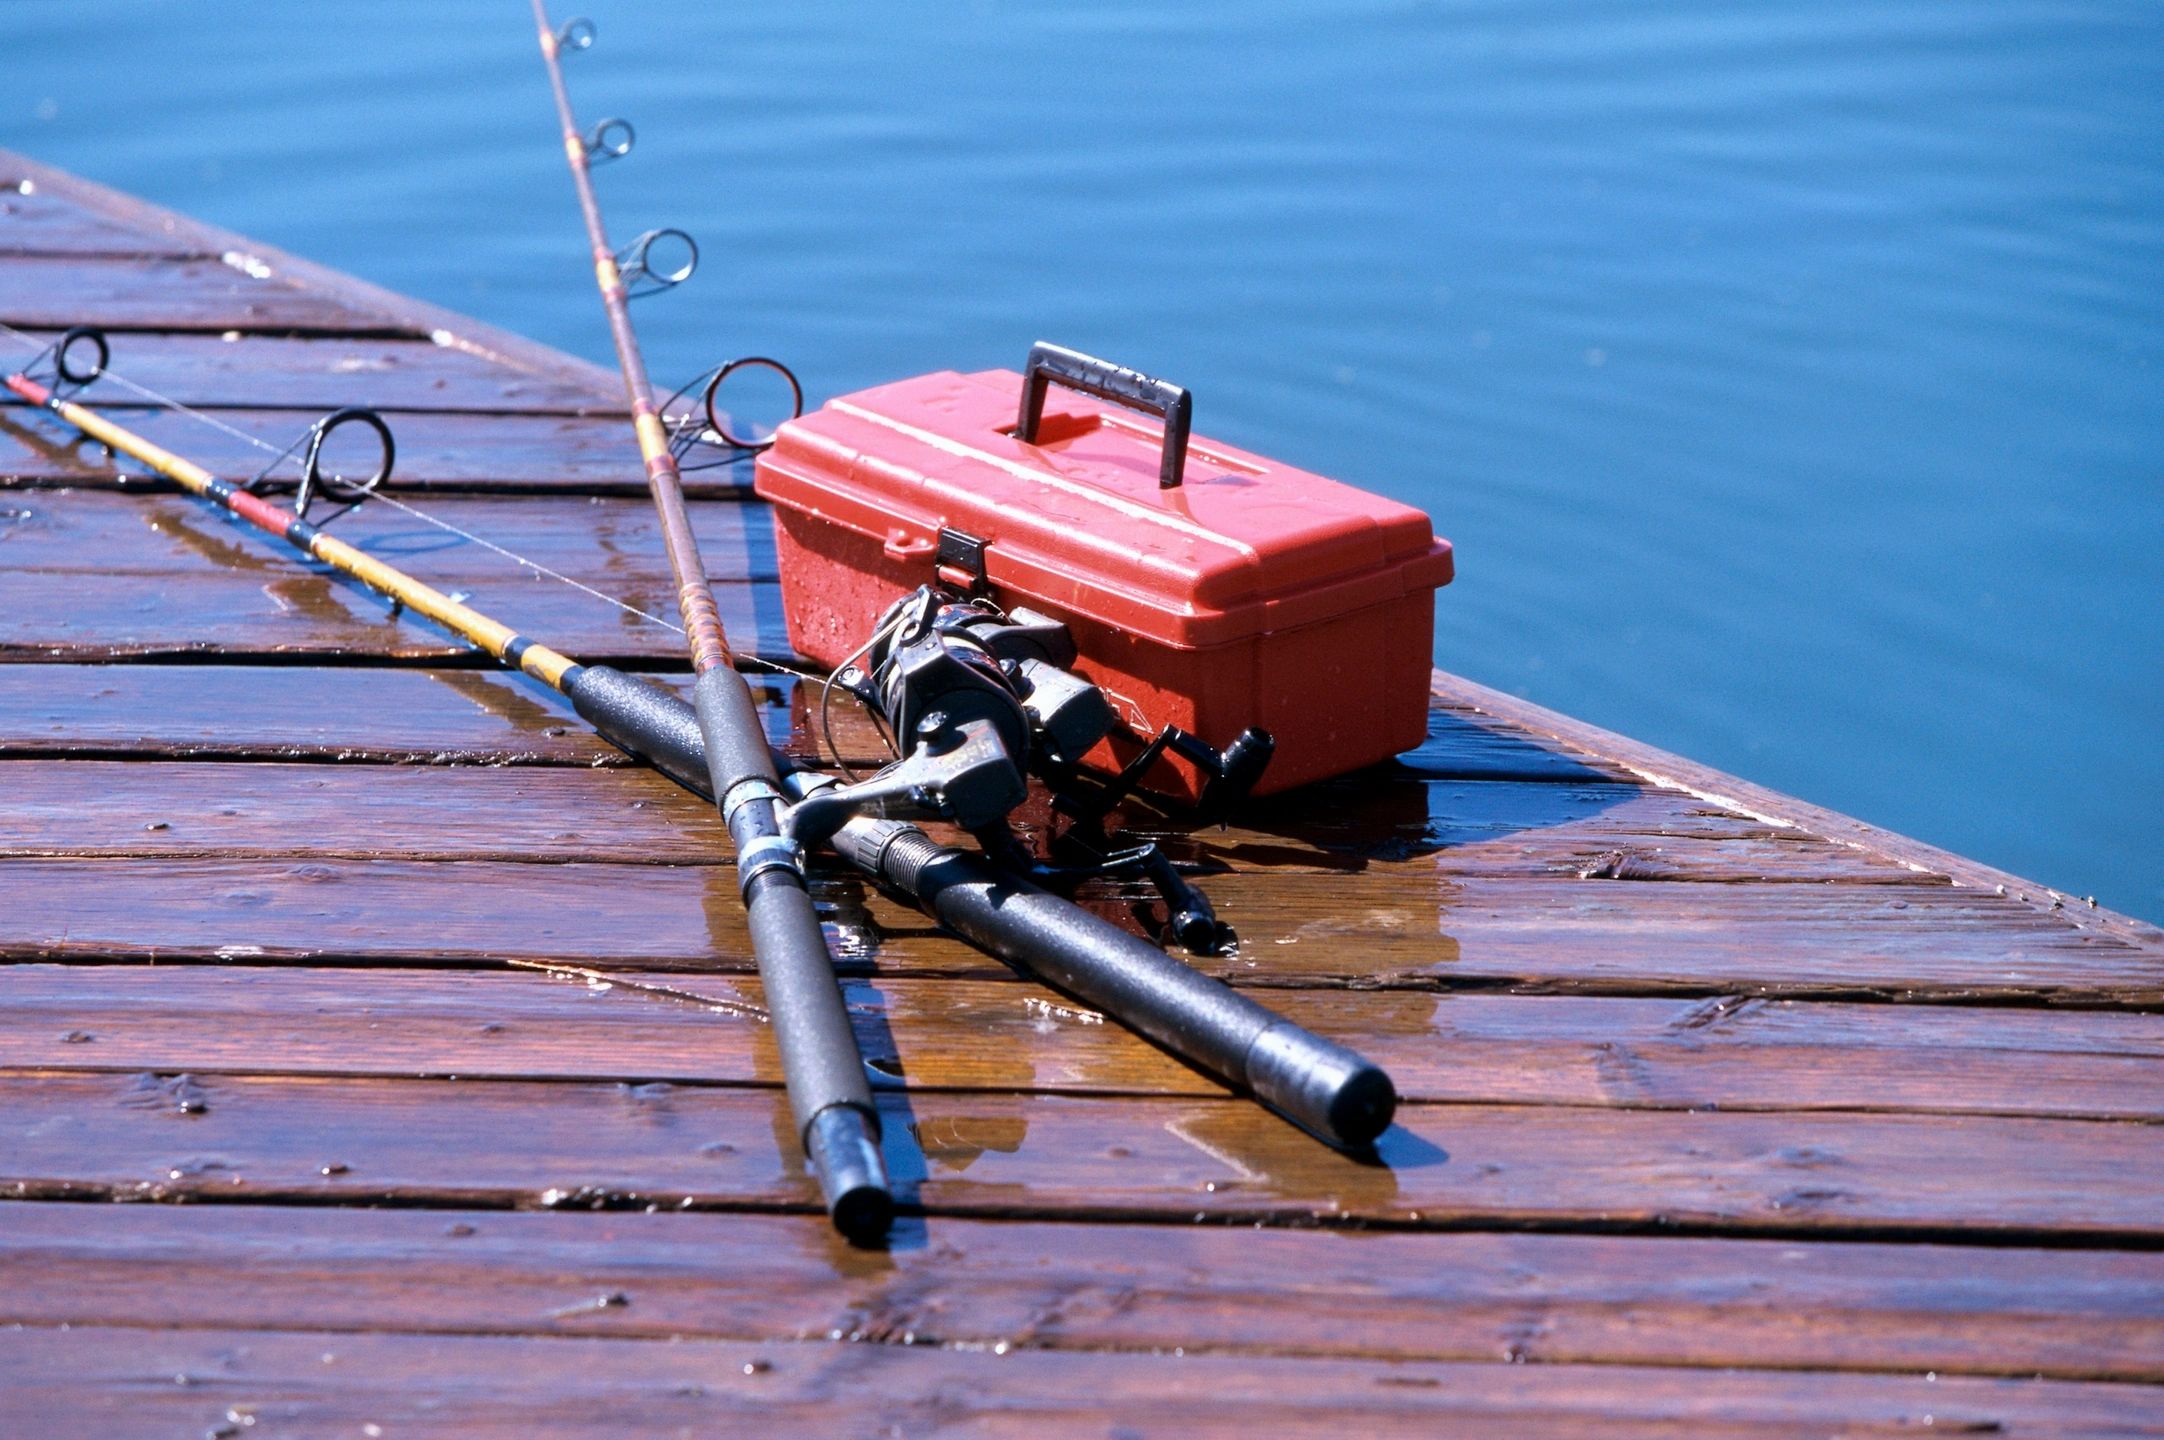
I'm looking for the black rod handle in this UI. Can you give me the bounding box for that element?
[563,664,1396,1150]
[1016,341,1192,489]
[693,666,891,1243]
[847,825,1395,1148]
[565,662,890,1241]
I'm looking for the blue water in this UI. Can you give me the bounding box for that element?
[8,2,2160,920]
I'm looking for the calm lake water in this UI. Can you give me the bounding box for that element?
[9,2,2160,919]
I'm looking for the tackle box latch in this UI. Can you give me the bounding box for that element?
[934,526,991,596]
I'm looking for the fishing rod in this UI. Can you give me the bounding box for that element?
[527,2,890,1237]
[4,330,1398,1165]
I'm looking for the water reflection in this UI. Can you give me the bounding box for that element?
[422,666,590,743]
[138,497,287,574]
[1164,1107,1403,1212]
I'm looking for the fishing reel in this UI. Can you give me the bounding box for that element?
[786,585,1274,953]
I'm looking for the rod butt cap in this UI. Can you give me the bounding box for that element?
[1245,1021,1398,1149]
[806,1104,893,1244]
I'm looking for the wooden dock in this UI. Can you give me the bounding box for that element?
[4,148,2161,1437]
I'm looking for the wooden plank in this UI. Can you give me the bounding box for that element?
[0,254,411,333]
[0,330,618,412]
[2,856,2143,1002]
[1150,780,1917,882]
[5,1071,2162,1240]
[0,403,754,494]
[0,663,1613,784]
[0,655,1612,789]
[0,487,794,661]
[0,662,843,766]
[11,1326,2160,1440]
[0,490,775,579]
[0,183,207,258]
[1186,868,2149,999]
[0,663,859,768]
[6,965,2161,1120]
[1434,672,2164,954]
[0,760,1918,887]
[0,147,625,401]
[5,1205,2161,1382]
[0,569,787,663]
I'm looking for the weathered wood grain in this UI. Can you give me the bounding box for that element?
[0,403,755,494]
[1433,673,2164,953]
[0,664,1619,784]
[0,254,410,333]
[0,760,1918,886]
[0,147,624,401]
[7,965,2161,1119]
[0,330,618,412]
[5,1205,2161,1381]
[0,569,788,663]
[1144,780,1916,882]
[6,1071,2161,1240]
[0,485,795,657]
[3,856,2142,1002]
[0,183,206,259]
[0,663,736,766]
[0,489,771,576]
[12,1325,2160,1440]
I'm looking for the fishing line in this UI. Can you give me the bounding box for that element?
[816,605,907,780]
[0,318,823,681]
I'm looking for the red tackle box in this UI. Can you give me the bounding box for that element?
[753,345,1454,800]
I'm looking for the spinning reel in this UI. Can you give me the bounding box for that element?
[786,585,1275,954]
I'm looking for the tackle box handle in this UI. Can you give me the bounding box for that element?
[1016,341,1192,489]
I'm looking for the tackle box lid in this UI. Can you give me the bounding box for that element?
[754,359,1453,651]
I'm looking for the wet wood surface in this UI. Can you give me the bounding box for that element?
[0,328,616,412]
[0,489,775,574]
[10,965,2162,1118]
[15,1325,2164,1440]
[0,408,751,491]
[0,760,1911,885]
[0,185,207,260]
[10,1204,2162,1382]
[0,567,789,663]
[8,858,2147,1004]
[0,662,1599,780]
[4,149,2161,1435]
[12,1069,2164,1241]
[0,253,413,333]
